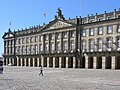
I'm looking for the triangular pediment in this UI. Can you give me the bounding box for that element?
[42,19,74,30]
[2,32,14,39]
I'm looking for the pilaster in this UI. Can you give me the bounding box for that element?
[112,56,115,69]
[102,56,106,69]
[93,57,97,69]
[59,57,61,68]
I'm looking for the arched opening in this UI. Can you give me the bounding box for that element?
[105,56,111,69]
[34,58,37,67]
[39,58,41,67]
[115,56,120,69]
[14,58,17,66]
[8,58,10,65]
[96,57,102,69]
[26,58,29,66]
[49,57,53,67]
[22,58,25,66]
[30,58,33,66]
[80,56,85,68]
[68,57,73,68]
[88,57,93,69]
[43,57,47,67]
[61,57,66,68]
[55,57,59,68]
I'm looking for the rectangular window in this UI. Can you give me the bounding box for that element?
[51,34,55,40]
[63,41,67,50]
[22,46,25,54]
[98,38,103,50]
[57,42,61,50]
[26,37,29,43]
[70,40,74,50]
[26,45,29,54]
[98,27,103,35]
[39,44,43,51]
[18,38,21,44]
[39,36,43,42]
[35,36,38,42]
[51,42,55,51]
[30,37,33,43]
[107,38,112,48]
[35,44,38,54]
[45,34,49,41]
[117,25,120,33]
[45,43,49,51]
[89,39,94,50]
[81,40,86,52]
[57,33,61,39]
[63,32,67,39]
[82,29,86,36]
[89,28,94,36]
[22,38,25,44]
[107,25,113,34]
[71,31,75,38]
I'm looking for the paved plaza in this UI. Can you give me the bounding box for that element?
[0,66,120,90]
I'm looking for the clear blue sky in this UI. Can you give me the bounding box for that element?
[0,0,120,56]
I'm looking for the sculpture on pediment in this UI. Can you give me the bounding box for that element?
[56,7,65,20]
[57,7,62,17]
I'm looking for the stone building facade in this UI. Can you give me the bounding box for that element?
[2,8,120,69]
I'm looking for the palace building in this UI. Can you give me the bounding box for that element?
[2,8,120,69]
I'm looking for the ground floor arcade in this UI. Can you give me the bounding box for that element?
[3,55,120,69]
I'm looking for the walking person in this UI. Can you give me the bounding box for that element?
[39,65,43,76]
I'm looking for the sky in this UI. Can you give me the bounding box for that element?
[0,0,120,56]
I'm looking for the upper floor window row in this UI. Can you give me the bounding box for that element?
[81,25,114,37]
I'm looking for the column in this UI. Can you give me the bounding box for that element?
[93,57,97,69]
[53,57,55,68]
[112,56,115,69]
[16,57,19,66]
[59,57,61,68]
[102,56,106,69]
[47,57,49,68]
[73,57,76,68]
[23,58,25,66]
[33,58,35,67]
[21,58,22,66]
[85,55,88,69]
[37,58,39,67]
[6,58,8,65]
[28,58,30,67]
[41,56,43,67]
[66,57,68,68]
